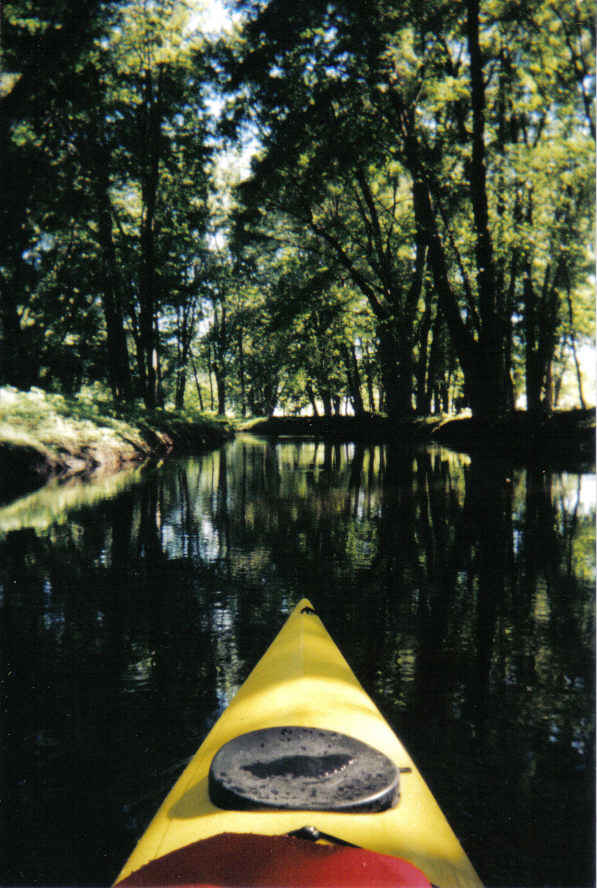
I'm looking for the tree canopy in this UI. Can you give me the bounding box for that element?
[1,0,594,418]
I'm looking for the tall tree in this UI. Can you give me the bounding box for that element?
[221,0,594,418]
[1,0,213,404]
[0,0,105,387]
[102,0,212,407]
[224,11,431,417]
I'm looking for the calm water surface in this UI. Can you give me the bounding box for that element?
[2,435,595,886]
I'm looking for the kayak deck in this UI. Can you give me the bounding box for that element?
[115,599,482,888]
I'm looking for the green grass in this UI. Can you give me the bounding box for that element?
[0,385,233,475]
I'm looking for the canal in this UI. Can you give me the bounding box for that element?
[2,435,595,886]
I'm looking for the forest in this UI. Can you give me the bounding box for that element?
[1,0,594,422]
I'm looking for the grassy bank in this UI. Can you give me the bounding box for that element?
[0,386,233,503]
[2,389,592,505]
[433,408,595,468]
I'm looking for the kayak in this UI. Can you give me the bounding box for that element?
[114,599,483,888]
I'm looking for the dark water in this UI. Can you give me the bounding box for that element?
[1,435,594,887]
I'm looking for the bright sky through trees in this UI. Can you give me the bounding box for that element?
[1,0,593,418]
[187,0,235,37]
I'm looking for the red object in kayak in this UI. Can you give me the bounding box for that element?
[118,832,432,887]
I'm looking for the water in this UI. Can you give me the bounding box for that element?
[1,435,594,886]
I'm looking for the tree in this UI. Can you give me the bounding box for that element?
[221,0,594,418]
[0,0,105,387]
[223,9,431,418]
[366,0,593,415]
[264,248,377,416]
[98,0,212,408]
[1,0,214,404]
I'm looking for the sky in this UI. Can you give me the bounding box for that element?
[188,0,235,37]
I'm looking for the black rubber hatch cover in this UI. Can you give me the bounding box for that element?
[208,726,400,812]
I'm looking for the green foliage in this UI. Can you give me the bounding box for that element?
[220,0,595,417]
[0,384,231,477]
[0,0,214,406]
[0,0,593,419]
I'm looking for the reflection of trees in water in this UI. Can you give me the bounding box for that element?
[401,454,594,886]
[208,439,592,886]
[1,439,594,886]
[2,486,223,883]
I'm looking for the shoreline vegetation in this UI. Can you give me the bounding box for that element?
[0,387,594,505]
[0,387,233,505]
[246,409,596,468]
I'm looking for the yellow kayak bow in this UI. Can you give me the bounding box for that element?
[115,598,482,888]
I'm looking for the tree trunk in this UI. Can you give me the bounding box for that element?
[0,258,38,388]
[362,340,378,412]
[174,302,198,410]
[390,35,510,418]
[88,68,132,403]
[524,270,542,413]
[95,183,132,403]
[565,282,587,409]
[215,367,226,416]
[238,328,247,418]
[207,343,215,411]
[306,382,320,417]
[138,66,162,409]
[175,369,186,410]
[466,0,510,416]
[415,282,436,415]
[190,353,205,411]
[377,321,413,417]
[427,307,448,415]
[321,389,333,417]
[341,343,365,415]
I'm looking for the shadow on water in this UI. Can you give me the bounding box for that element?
[1,436,594,886]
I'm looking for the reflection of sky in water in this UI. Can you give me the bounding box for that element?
[42,578,65,632]
[159,515,225,562]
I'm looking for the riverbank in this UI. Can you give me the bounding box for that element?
[246,408,595,468]
[433,408,595,467]
[2,388,593,505]
[244,414,444,440]
[0,387,233,504]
